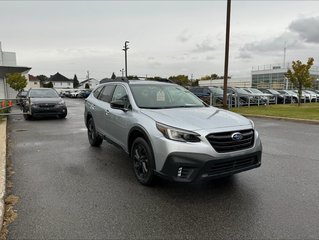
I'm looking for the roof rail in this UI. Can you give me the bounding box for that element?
[100,77,129,84]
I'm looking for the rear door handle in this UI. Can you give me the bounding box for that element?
[105,110,110,115]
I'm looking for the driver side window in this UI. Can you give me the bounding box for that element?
[112,85,130,109]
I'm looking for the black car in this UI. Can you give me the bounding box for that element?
[189,86,235,106]
[227,87,257,106]
[23,88,67,120]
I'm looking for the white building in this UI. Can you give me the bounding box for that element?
[0,42,31,98]
[78,78,99,89]
[26,74,41,89]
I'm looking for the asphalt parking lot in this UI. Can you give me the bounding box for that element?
[7,98,319,239]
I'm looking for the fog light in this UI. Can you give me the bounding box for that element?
[177,167,183,177]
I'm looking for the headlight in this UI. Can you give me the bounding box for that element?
[249,119,255,129]
[57,100,65,105]
[156,122,201,142]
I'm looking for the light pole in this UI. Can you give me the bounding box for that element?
[122,41,129,78]
[223,0,231,109]
[120,69,125,78]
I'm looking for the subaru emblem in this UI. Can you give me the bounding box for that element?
[231,132,243,141]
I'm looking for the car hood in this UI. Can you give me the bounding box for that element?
[30,98,62,104]
[141,107,251,131]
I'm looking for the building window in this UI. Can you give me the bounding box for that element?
[34,82,38,85]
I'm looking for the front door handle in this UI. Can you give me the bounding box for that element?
[105,110,110,115]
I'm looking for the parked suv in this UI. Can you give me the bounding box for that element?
[84,79,262,185]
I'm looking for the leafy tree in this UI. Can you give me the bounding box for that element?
[211,73,219,79]
[111,72,116,79]
[286,58,314,106]
[73,74,79,88]
[200,74,231,80]
[43,82,54,88]
[127,75,139,80]
[85,83,90,89]
[5,73,27,91]
[191,79,199,86]
[200,75,211,80]
[36,74,48,82]
[168,75,189,86]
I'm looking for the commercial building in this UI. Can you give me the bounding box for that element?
[0,42,31,98]
[251,63,319,90]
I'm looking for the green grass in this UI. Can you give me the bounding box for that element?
[231,103,319,120]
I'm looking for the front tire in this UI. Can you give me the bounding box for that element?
[131,137,156,186]
[87,118,103,147]
[23,109,32,120]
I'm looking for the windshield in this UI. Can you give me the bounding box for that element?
[269,89,280,94]
[249,88,263,94]
[286,90,296,95]
[208,87,223,95]
[29,89,59,98]
[234,88,250,94]
[130,84,205,109]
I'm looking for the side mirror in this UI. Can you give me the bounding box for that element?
[110,100,128,112]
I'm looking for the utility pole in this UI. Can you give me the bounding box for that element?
[122,41,129,78]
[120,69,125,78]
[283,41,287,68]
[86,70,90,80]
[223,0,231,109]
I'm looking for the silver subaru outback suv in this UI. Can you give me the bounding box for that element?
[84,79,262,185]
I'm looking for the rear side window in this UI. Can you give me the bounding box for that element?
[98,85,116,103]
[93,86,104,98]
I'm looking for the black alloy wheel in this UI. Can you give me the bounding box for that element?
[131,137,155,186]
[87,118,103,147]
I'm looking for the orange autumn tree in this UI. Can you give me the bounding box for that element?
[286,58,314,106]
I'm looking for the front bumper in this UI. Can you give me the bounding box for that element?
[158,150,262,183]
[31,105,67,116]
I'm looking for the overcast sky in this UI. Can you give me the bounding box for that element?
[1,1,319,80]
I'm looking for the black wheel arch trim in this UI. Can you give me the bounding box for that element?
[128,126,156,169]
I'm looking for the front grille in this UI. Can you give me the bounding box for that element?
[38,103,56,108]
[206,129,254,153]
[207,156,258,176]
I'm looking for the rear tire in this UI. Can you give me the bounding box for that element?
[131,137,156,186]
[87,118,103,147]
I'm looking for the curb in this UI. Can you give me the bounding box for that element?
[0,118,7,230]
[242,114,319,125]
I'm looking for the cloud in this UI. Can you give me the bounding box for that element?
[239,31,304,56]
[147,56,161,68]
[177,29,191,43]
[289,16,319,43]
[236,51,252,60]
[193,38,215,53]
